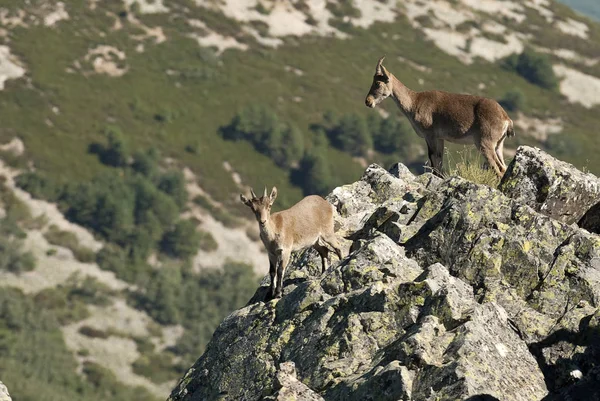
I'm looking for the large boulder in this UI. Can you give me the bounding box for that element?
[267,362,325,401]
[0,382,11,401]
[168,241,547,401]
[170,152,600,401]
[500,146,600,226]
[403,177,599,339]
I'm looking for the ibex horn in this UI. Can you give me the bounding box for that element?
[263,187,268,198]
[250,188,257,199]
[376,55,386,74]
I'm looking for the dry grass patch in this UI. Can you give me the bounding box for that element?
[446,149,501,188]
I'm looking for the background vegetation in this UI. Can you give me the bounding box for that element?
[0,0,599,399]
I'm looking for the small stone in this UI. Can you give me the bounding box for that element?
[570,369,583,380]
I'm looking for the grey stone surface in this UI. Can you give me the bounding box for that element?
[170,152,600,401]
[0,382,11,401]
[500,146,600,226]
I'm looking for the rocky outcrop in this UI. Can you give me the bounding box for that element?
[267,362,325,401]
[169,147,600,401]
[0,381,11,401]
[500,146,600,226]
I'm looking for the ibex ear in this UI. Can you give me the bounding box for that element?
[269,187,278,205]
[240,194,252,207]
[380,65,390,83]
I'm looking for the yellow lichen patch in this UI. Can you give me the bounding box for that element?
[522,241,532,253]
[494,222,510,233]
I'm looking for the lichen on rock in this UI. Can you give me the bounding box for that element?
[0,381,11,401]
[500,146,600,227]
[169,146,600,401]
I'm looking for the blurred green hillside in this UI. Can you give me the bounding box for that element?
[0,0,599,399]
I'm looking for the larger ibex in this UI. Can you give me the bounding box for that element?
[365,56,515,177]
[241,187,343,300]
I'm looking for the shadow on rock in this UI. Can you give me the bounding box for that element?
[530,312,600,398]
[464,396,501,401]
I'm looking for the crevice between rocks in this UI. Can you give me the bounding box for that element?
[577,201,600,235]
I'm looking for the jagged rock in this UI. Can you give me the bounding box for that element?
[403,176,598,340]
[170,151,600,401]
[578,202,600,235]
[388,162,416,182]
[500,146,600,226]
[410,303,547,401]
[0,382,11,401]
[545,366,600,401]
[327,164,425,236]
[267,362,324,401]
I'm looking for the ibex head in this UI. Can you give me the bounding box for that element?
[240,186,278,225]
[365,56,392,108]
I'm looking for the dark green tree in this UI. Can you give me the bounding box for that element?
[160,220,201,259]
[327,113,372,156]
[222,105,304,167]
[368,114,413,157]
[157,170,188,209]
[503,49,558,90]
[131,147,159,178]
[296,152,334,196]
[62,174,135,243]
[0,234,35,273]
[138,267,182,325]
[101,126,129,167]
[499,89,526,112]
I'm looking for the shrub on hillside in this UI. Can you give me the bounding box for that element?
[99,126,130,167]
[368,113,414,157]
[169,261,259,365]
[160,220,201,259]
[0,288,160,401]
[62,173,136,243]
[157,170,187,209]
[192,195,242,228]
[198,230,218,252]
[130,265,182,325]
[326,113,372,157]
[0,217,36,273]
[293,152,334,196]
[220,104,304,168]
[0,235,35,273]
[15,171,62,202]
[44,225,96,263]
[502,49,558,90]
[499,89,526,112]
[131,147,159,178]
[132,349,181,384]
[96,244,152,283]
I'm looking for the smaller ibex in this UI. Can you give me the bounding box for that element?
[365,56,515,177]
[241,187,343,300]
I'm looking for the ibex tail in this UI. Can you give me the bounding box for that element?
[506,119,516,138]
